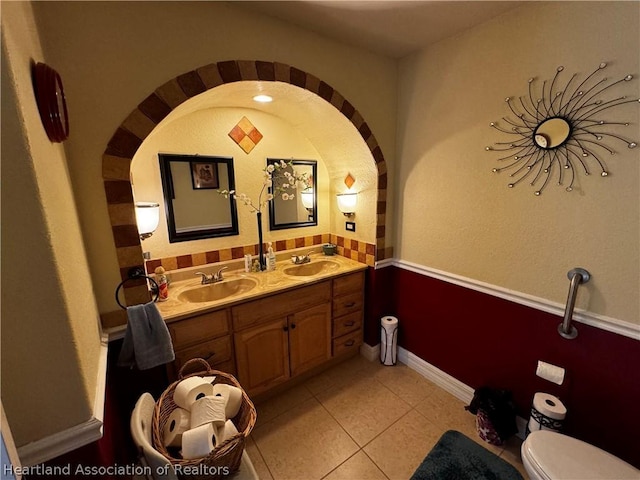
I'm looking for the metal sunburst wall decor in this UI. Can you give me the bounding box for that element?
[486,62,639,195]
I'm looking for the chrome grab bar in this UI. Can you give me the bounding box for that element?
[558,268,590,339]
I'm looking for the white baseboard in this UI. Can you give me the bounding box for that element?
[380,346,528,440]
[360,342,380,362]
[17,335,109,466]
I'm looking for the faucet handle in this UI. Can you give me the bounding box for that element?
[214,266,228,281]
[195,272,208,284]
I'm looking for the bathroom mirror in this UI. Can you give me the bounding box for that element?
[267,159,317,231]
[159,153,239,242]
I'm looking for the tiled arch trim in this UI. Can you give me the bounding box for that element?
[103,60,391,308]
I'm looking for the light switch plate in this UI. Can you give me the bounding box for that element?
[346,221,356,232]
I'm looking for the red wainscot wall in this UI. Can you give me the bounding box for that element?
[365,265,640,468]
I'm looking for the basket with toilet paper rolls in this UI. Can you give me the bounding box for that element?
[526,392,566,437]
[152,358,256,479]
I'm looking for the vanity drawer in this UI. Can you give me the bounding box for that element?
[332,329,363,357]
[333,271,364,297]
[333,311,362,338]
[174,335,233,372]
[168,309,230,349]
[332,291,363,318]
[232,281,331,331]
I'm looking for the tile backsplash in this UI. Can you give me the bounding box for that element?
[145,233,375,273]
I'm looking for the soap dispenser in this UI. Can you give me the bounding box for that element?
[267,242,276,271]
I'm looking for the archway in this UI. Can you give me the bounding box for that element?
[102,60,390,308]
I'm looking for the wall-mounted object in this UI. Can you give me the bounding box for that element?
[487,63,638,195]
[32,62,69,143]
[268,159,317,230]
[337,192,357,216]
[228,116,263,154]
[158,154,239,243]
[134,202,160,240]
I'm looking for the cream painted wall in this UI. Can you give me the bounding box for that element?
[31,1,396,314]
[396,2,640,323]
[131,107,331,258]
[1,2,102,447]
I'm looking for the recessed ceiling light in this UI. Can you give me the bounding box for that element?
[253,94,273,103]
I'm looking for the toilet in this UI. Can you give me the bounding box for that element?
[521,430,639,480]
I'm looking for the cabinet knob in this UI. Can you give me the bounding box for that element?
[345,340,355,347]
[344,321,355,327]
[290,323,297,329]
[345,302,356,308]
[283,325,289,332]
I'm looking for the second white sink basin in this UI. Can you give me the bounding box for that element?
[283,260,340,277]
[178,277,258,303]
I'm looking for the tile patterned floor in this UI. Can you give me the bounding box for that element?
[246,355,530,480]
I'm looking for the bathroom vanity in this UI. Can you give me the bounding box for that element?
[153,255,366,396]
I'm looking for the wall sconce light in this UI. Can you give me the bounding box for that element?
[337,192,357,217]
[300,188,314,211]
[135,202,160,240]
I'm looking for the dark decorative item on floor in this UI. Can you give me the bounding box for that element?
[32,62,69,142]
[486,62,638,195]
[465,386,518,446]
[410,430,523,480]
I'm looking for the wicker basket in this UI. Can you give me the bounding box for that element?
[152,359,257,479]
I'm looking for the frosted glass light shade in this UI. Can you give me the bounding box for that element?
[337,192,357,215]
[135,202,160,239]
[301,189,314,209]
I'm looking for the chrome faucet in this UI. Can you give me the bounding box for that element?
[195,266,228,285]
[291,251,314,265]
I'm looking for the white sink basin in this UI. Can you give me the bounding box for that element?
[282,260,340,277]
[178,277,258,303]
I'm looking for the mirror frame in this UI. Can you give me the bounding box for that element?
[267,158,318,231]
[158,153,239,242]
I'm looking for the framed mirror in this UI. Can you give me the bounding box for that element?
[159,153,239,242]
[267,159,317,231]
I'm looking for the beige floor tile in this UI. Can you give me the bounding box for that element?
[323,451,389,480]
[316,376,412,447]
[364,409,446,480]
[500,436,530,479]
[254,384,313,428]
[373,363,441,406]
[414,388,504,455]
[245,434,274,480]
[304,355,380,396]
[252,398,359,480]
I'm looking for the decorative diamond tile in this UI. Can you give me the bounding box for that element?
[344,173,355,189]
[229,116,263,154]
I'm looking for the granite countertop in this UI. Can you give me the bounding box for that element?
[106,251,367,340]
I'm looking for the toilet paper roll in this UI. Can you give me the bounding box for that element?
[536,361,565,385]
[211,384,243,419]
[380,316,398,366]
[381,316,398,332]
[190,395,227,429]
[174,376,215,410]
[528,392,566,434]
[163,407,191,447]
[181,423,218,460]
[216,419,239,443]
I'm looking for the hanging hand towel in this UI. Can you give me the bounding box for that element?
[117,301,175,370]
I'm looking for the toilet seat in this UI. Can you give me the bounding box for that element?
[522,431,639,480]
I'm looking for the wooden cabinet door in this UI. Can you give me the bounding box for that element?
[234,317,290,395]
[289,303,332,377]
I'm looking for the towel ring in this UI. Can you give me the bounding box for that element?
[115,267,159,309]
